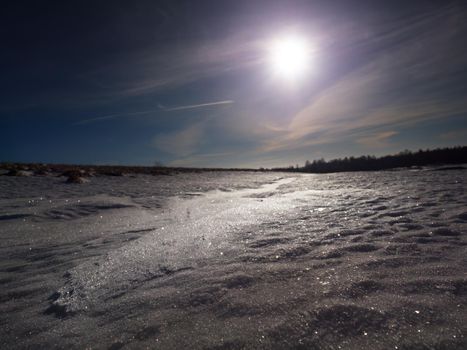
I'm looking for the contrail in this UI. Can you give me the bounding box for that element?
[73,100,234,125]
[73,110,157,125]
[158,100,234,111]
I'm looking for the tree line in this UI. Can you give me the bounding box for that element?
[274,146,467,173]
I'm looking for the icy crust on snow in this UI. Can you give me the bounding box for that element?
[1,169,467,349]
[51,178,298,313]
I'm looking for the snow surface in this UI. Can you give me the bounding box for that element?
[0,169,466,349]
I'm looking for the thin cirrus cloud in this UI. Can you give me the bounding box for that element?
[357,131,398,148]
[62,2,467,167]
[152,122,205,157]
[258,3,467,155]
[86,35,263,97]
[168,151,237,167]
[72,110,159,126]
[439,129,467,141]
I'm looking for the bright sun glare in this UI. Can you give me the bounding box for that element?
[269,35,311,80]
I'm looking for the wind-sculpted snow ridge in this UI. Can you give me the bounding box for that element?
[1,169,466,349]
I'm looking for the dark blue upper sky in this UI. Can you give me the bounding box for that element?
[1,0,466,167]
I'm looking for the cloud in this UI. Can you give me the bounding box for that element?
[152,122,205,157]
[357,131,398,148]
[258,3,467,154]
[73,100,233,125]
[439,129,467,140]
[158,100,234,111]
[86,35,264,97]
[73,109,160,125]
[167,151,236,167]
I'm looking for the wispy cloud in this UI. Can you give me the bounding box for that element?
[158,100,234,111]
[85,35,264,97]
[439,129,467,140]
[357,131,398,148]
[73,109,160,125]
[258,3,467,154]
[152,122,205,157]
[168,151,236,167]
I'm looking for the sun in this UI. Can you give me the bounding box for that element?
[269,34,311,80]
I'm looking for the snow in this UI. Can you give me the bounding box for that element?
[1,169,466,349]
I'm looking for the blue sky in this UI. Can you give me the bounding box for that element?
[1,0,466,167]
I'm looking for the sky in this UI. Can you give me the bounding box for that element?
[1,0,467,168]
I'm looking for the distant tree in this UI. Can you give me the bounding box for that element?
[294,146,467,174]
